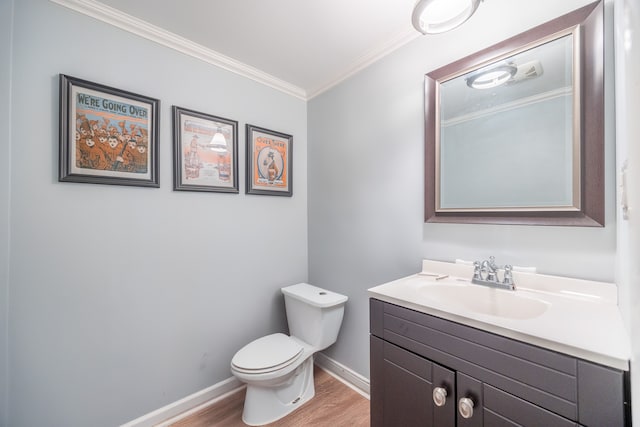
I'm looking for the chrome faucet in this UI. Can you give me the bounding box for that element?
[472,256,515,290]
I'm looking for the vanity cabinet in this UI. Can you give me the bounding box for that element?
[370,299,631,427]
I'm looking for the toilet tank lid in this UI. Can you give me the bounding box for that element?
[281,283,348,308]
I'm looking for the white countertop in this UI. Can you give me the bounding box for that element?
[368,260,631,371]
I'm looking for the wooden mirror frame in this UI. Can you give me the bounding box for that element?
[424,1,604,226]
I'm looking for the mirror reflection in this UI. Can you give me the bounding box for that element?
[437,33,579,211]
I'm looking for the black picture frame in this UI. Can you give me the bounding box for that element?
[245,124,293,197]
[172,106,239,193]
[59,74,160,187]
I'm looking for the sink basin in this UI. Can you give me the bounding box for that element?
[419,282,550,320]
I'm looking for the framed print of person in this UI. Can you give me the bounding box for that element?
[245,124,293,197]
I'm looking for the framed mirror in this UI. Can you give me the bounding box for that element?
[424,1,604,226]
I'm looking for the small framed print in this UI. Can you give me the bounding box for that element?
[246,124,293,197]
[59,74,160,187]
[173,106,238,193]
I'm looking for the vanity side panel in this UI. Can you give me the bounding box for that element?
[370,335,384,427]
[370,298,384,338]
[577,360,629,426]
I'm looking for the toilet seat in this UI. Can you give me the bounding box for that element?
[231,333,303,374]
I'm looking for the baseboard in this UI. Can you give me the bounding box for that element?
[314,352,370,398]
[120,377,244,427]
[121,354,369,426]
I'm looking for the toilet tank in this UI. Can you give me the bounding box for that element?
[281,283,348,351]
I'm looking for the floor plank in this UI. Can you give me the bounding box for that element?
[169,366,370,427]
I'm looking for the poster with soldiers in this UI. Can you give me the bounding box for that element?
[246,124,293,197]
[172,106,238,193]
[59,75,159,187]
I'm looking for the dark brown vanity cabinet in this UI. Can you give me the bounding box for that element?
[370,299,631,427]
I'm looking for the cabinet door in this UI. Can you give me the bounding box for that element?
[433,363,456,427]
[457,372,483,427]
[370,336,455,426]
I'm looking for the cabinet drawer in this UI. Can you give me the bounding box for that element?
[484,384,579,427]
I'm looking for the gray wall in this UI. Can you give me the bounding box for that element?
[614,0,640,421]
[7,0,307,426]
[308,0,616,379]
[1,1,13,426]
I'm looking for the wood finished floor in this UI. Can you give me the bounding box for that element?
[169,366,370,427]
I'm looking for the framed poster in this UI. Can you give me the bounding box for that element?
[172,106,238,193]
[245,124,293,197]
[59,74,160,187]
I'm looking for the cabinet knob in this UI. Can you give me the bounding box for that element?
[458,397,474,419]
[432,387,448,407]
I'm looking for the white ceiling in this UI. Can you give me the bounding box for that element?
[57,0,598,100]
[93,0,419,98]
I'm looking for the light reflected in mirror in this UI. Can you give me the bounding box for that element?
[437,33,579,212]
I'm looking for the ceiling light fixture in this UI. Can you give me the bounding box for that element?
[412,0,482,34]
[466,64,517,89]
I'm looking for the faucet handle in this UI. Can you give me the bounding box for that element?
[503,265,514,286]
[473,261,482,280]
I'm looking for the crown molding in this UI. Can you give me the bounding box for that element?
[307,28,420,100]
[49,0,308,100]
[51,0,421,102]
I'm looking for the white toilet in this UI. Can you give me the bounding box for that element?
[230,283,348,426]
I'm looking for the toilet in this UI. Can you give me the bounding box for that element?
[230,283,348,426]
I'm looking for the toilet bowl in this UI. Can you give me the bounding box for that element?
[230,283,348,426]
